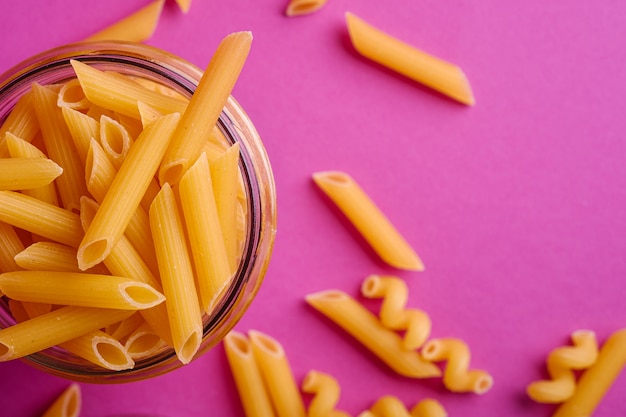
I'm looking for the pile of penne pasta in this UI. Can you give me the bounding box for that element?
[0,31,254,370]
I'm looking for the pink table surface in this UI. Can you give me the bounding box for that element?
[1,1,626,416]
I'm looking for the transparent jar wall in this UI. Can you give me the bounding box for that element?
[0,41,277,383]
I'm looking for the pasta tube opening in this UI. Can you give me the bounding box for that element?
[77,238,110,270]
[41,384,81,417]
[120,282,166,309]
[285,0,328,16]
[179,329,202,365]
[125,330,165,359]
[93,337,135,371]
[0,343,12,361]
[57,79,90,110]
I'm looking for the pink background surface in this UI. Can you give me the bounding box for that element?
[1,0,626,416]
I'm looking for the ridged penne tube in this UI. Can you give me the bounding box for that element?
[0,306,134,361]
[71,60,188,119]
[57,78,90,110]
[150,183,202,364]
[31,83,88,212]
[99,115,133,169]
[84,0,165,43]
[312,171,424,271]
[249,330,306,417]
[421,338,493,394]
[159,31,253,185]
[223,331,276,417]
[0,220,25,273]
[179,153,232,314]
[106,312,144,341]
[4,133,60,205]
[78,112,180,270]
[210,143,242,273]
[138,101,163,127]
[61,106,100,163]
[345,13,474,106]
[285,0,328,16]
[410,399,447,417]
[553,328,626,417]
[0,91,39,146]
[41,384,81,417]
[305,290,441,378]
[124,322,168,360]
[0,157,62,191]
[527,330,598,403]
[59,330,135,371]
[301,370,350,417]
[0,271,166,310]
[361,275,431,349]
[0,190,83,248]
[14,241,108,274]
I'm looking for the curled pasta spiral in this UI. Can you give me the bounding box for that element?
[421,338,494,394]
[358,395,447,417]
[361,275,431,350]
[301,370,350,417]
[527,329,598,403]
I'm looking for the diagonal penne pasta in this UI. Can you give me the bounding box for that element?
[83,0,165,43]
[0,157,62,191]
[59,330,135,371]
[14,241,108,274]
[0,91,39,149]
[285,0,328,17]
[41,384,81,417]
[99,115,133,169]
[345,12,475,106]
[61,106,100,163]
[0,221,23,273]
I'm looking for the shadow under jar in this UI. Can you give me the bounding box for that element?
[0,41,277,383]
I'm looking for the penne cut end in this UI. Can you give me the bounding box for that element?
[119,282,166,309]
[125,325,167,360]
[92,335,135,371]
[248,330,284,358]
[0,342,14,362]
[41,384,82,417]
[224,330,252,356]
[285,0,328,17]
[84,0,165,43]
[305,289,349,308]
[77,237,113,271]
[177,328,202,365]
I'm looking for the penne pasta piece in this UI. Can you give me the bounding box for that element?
[0,157,62,191]
[59,330,135,371]
[410,399,447,417]
[61,106,100,163]
[0,271,166,310]
[174,0,191,13]
[345,12,475,106]
[179,153,232,314]
[421,338,493,394]
[124,322,168,360]
[0,190,83,248]
[159,31,253,185]
[285,0,328,17]
[223,331,276,417]
[41,384,81,417]
[248,330,307,417]
[527,330,598,403]
[57,78,90,110]
[210,143,242,273]
[306,290,440,378]
[0,306,134,361]
[137,101,163,128]
[15,241,108,274]
[71,60,188,119]
[312,171,424,271]
[361,275,431,350]
[0,91,39,147]
[0,220,25,273]
[31,83,88,212]
[301,370,351,417]
[553,328,626,417]
[99,115,133,169]
[5,132,60,205]
[84,0,165,43]
[106,311,143,341]
[78,112,179,270]
[149,183,202,364]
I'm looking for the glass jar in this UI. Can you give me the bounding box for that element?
[0,41,277,383]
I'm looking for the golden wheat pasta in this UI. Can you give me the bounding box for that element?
[84,0,165,43]
[175,0,191,13]
[72,60,188,119]
[150,183,202,364]
[527,330,598,403]
[248,330,306,417]
[0,157,63,191]
[0,306,134,361]
[552,328,626,417]
[159,31,253,185]
[345,13,474,106]
[306,290,440,378]
[99,115,133,169]
[78,112,179,270]
[7,299,29,324]
[59,330,135,371]
[137,101,163,128]
[124,322,168,360]
[31,83,88,212]
[0,220,24,273]
[61,106,100,163]
[41,383,81,417]
[21,301,53,319]
[421,338,493,394]
[179,153,232,314]
[223,331,276,417]
[0,271,165,310]
[409,399,447,417]
[79,197,172,346]
[126,76,189,101]
[106,311,144,341]
[86,103,116,122]
[57,78,90,110]
[369,396,412,417]
[361,275,431,350]
[0,91,39,148]
[14,241,107,274]
[0,190,83,247]
[312,171,424,271]
[301,370,351,417]
[210,142,242,273]
[285,0,328,16]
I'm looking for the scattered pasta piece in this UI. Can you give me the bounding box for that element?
[345,12,475,106]
[364,395,447,417]
[0,157,62,191]
[285,0,328,17]
[41,384,81,417]
[361,275,431,350]
[421,338,493,394]
[175,0,192,13]
[312,171,424,271]
[527,329,598,403]
[83,0,165,43]
[301,370,350,417]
